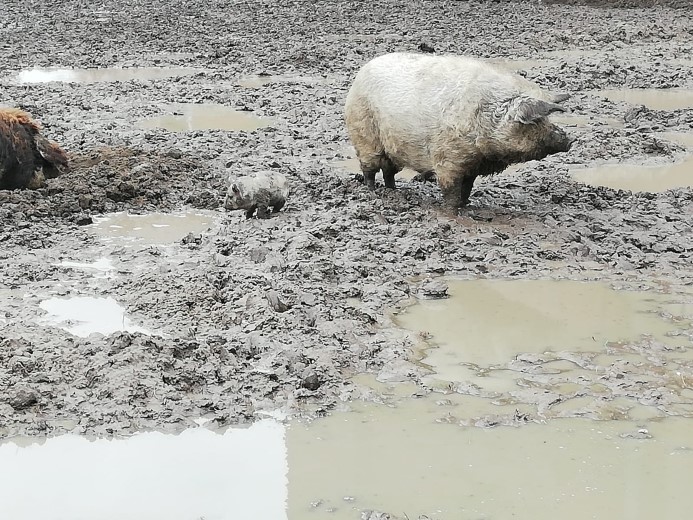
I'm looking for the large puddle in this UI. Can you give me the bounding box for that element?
[139,104,273,132]
[289,402,693,519]
[16,67,201,84]
[396,279,690,368]
[3,405,692,520]
[0,420,287,520]
[39,296,150,337]
[89,211,217,244]
[595,88,693,110]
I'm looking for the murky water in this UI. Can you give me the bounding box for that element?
[396,279,690,368]
[3,403,691,520]
[16,67,201,84]
[288,400,693,519]
[0,420,287,520]
[658,131,693,149]
[89,211,217,244]
[595,88,693,110]
[235,73,326,88]
[571,154,693,193]
[39,296,150,337]
[139,104,273,132]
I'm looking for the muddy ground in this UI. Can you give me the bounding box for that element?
[1,0,692,455]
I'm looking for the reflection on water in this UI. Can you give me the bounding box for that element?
[16,67,201,84]
[2,400,692,520]
[139,104,273,132]
[39,296,150,337]
[595,88,693,110]
[89,211,217,244]
[0,420,287,520]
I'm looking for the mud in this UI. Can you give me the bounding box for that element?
[0,0,692,482]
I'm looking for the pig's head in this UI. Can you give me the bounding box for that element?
[35,135,69,179]
[484,94,573,166]
[224,181,251,210]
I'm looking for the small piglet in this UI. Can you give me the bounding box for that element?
[224,170,289,219]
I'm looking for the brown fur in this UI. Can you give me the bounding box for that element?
[0,108,69,190]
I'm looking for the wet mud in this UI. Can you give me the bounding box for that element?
[1,2,693,515]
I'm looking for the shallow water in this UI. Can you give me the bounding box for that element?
[3,404,691,520]
[139,104,273,132]
[16,67,200,84]
[571,154,693,193]
[396,279,690,369]
[89,211,217,244]
[595,88,693,110]
[235,73,326,88]
[38,296,150,337]
[288,400,693,519]
[550,113,624,128]
[0,420,287,520]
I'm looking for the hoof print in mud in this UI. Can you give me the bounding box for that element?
[224,170,289,219]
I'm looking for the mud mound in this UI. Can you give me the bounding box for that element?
[0,147,225,223]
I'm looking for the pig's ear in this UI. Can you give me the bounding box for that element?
[513,98,567,124]
[512,97,566,124]
[231,183,241,195]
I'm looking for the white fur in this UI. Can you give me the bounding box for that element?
[344,52,570,207]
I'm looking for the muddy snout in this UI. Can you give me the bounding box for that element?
[550,125,573,154]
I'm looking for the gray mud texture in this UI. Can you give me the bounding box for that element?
[1,0,693,439]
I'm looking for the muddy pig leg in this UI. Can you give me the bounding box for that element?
[245,205,258,219]
[271,199,286,213]
[380,156,401,189]
[459,174,478,207]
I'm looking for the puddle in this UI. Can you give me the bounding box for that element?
[89,211,217,244]
[288,400,693,519]
[595,88,693,110]
[657,131,693,149]
[0,420,288,520]
[139,104,273,132]
[39,296,150,337]
[55,258,115,278]
[235,73,326,88]
[3,398,693,519]
[396,280,690,368]
[571,154,693,193]
[550,113,624,128]
[16,67,201,84]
